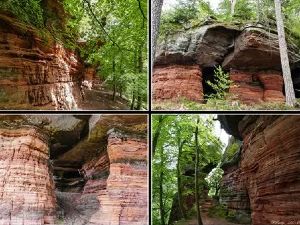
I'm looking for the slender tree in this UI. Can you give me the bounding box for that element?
[151,0,164,70]
[274,0,296,106]
[230,0,237,15]
[152,115,166,155]
[176,135,187,219]
[159,144,166,225]
[256,0,261,22]
[194,117,203,225]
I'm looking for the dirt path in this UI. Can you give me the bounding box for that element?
[175,213,246,225]
[79,89,129,110]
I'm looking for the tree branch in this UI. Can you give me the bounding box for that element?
[136,0,146,20]
[83,0,122,50]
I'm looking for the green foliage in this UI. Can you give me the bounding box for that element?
[205,167,224,196]
[206,66,232,100]
[160,0,216,37]
[152,115,224,224]
[0,0,44,28]
[208,204,227,218]
[153,97,300,110]
[71,0,148,108]
[221,136,241,164]
[283,0,300,46]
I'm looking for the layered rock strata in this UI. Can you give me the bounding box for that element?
[90,130,148,225]
[0,115,148,225]
[0,127,56,225]
[153,65,203,102]
[229,70,285,104]
[220,116,300,225]
[153,23,300,105]
[0,14,84,110]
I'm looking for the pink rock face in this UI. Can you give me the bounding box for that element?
[229,69,285,104]
[0,128,56,225]
[222,116,300,225]
[90,132,148,225]
[0,14,84,110]
[239,116,300,225]
[153,64,203,102]
[82,152,110,194]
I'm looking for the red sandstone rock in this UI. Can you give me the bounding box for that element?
[228,69,285,104]
[257,71,284,91]
[229,82,264,104]
[0,14,84,110]
[89,132,148,225]
[0,128,56,225]
[221,116,300,225]
[153,64,203,103]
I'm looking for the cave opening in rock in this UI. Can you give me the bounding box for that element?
[292,67,300,98]
[202,67,217,101]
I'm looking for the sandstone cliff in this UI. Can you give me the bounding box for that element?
[153,23,300,105]
[0,115,148,225]
[219,115,300,225]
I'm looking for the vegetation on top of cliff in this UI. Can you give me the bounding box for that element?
[152,115,224,225]
[159,0,300,46]
[220,136,242,169]
[0,0,45,28]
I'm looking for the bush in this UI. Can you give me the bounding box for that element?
[206,66,232,100]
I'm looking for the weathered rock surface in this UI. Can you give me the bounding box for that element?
[0,14,85,110]
[89,130,148,225]
[220,116,300,225]
[222,27,300,70]
[0,127,56,225]
[229,69,285,104]
[0,115,148,225]
[155,24,239,67]
[153,23,300,105]
[153,64,203,102]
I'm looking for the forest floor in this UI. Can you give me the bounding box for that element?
[79,89,129,110]
[174,213,246,225]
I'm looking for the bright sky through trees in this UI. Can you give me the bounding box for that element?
[162,0,222,11]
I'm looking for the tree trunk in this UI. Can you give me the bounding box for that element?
[130,92,136,109]
[194,117,203,225]
[274,0,296,107]
[256,0,261,22]
[152,115,165,155]
[136,44,143,110]
[151,0,164,70]
[112,59,116,101]
[231,0,237,15]
[159,145,166,225]
[136,95,142,109]
[177,140,187,219]
[215,185,220,196]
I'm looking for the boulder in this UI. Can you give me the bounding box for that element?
[155,24,239,67]
[222,27,300,70]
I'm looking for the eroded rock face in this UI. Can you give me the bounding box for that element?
[90,130,148,225]
[220,116,300,225]
[153,23,300,105]
[0,115,148,225]
[222,27,300,70]
[0,127,56,225]
[155,24,239,67]
[229,69,285,104]
[0,14,84,110]
[153,64,203,102]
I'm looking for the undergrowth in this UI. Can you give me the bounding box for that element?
[153,98,299,111]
